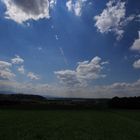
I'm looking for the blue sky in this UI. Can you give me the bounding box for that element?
[0,0,140,98]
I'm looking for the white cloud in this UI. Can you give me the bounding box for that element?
[2,0,52,24]
[27,72,40,80]
[50,0,57,9]
[0,79,140,98]
[17,65,25,74]
[55,56,108,87]
[66,0,87,16]
[0,61,12,69]
[66,0,73,12]
[76,56,107,80]
[0,80,53,95]
[91,79,140,98]
[130,31,140,52]
[133,59,140,69]
[94,0,126,40]
[11,55,41,80]
[62,79,140,98]
[0,70,15,80]
[11,55,24,64]
[0,61,15,80]
[130,31,140,70]
[55,70,83,87]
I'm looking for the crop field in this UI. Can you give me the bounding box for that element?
[0,110,140,140]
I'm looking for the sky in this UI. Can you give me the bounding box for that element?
[0,0,140,98]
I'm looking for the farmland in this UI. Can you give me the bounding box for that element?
[0,110,140,140]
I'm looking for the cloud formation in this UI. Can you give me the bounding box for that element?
[27,72,40,80]
[91,79,140,98]
[11,55,24,64]
[0,56,41,81]
[66,0,87,16]
[130,31,140,69]
[55,56,108,87]
[94,0,126,40]
[0,61,15,80]
[133,59,140,69]
[2,0,52,24]
[0,79,140,98]
[130,31,140,52]
[50,0,57,9]
[0,80,53,95]
[17,65,25,74]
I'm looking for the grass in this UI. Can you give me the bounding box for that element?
[0,110,140,140]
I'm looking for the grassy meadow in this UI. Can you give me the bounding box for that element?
[0,110,140,140]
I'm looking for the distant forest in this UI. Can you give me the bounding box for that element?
[0,94,140,109]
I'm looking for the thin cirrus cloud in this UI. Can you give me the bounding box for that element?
[2,0,56,24]
[55,56,108,87]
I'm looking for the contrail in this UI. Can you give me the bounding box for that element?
[59,47,68,66]
[55,34,68,66]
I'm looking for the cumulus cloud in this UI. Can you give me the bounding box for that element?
[76,57,107,80]
[10,55,41,80]
[94,0,127,40]
[66,0,87,16]
[50,0,57,9]
[130,31,140,69]
[55,70,83,87]
[0,80,54,95]
[2,0,53,24]
[0,61,11,69]
[27,72,40,80]
[63,79,140,98]
[17,65,25,74]
[0,79,140,98]
[91,79,140,98]
[11,55,24,64]
[55,56,108,87]
[0,61,15,80]
[130,31,140,52]
[133,59,140,69]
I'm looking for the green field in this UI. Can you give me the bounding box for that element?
[0,110,140,140]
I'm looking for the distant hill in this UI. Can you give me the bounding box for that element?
[0,93,109,109]
[0,93,140,109]
[0,94,46,108]
[0,93,46,101]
